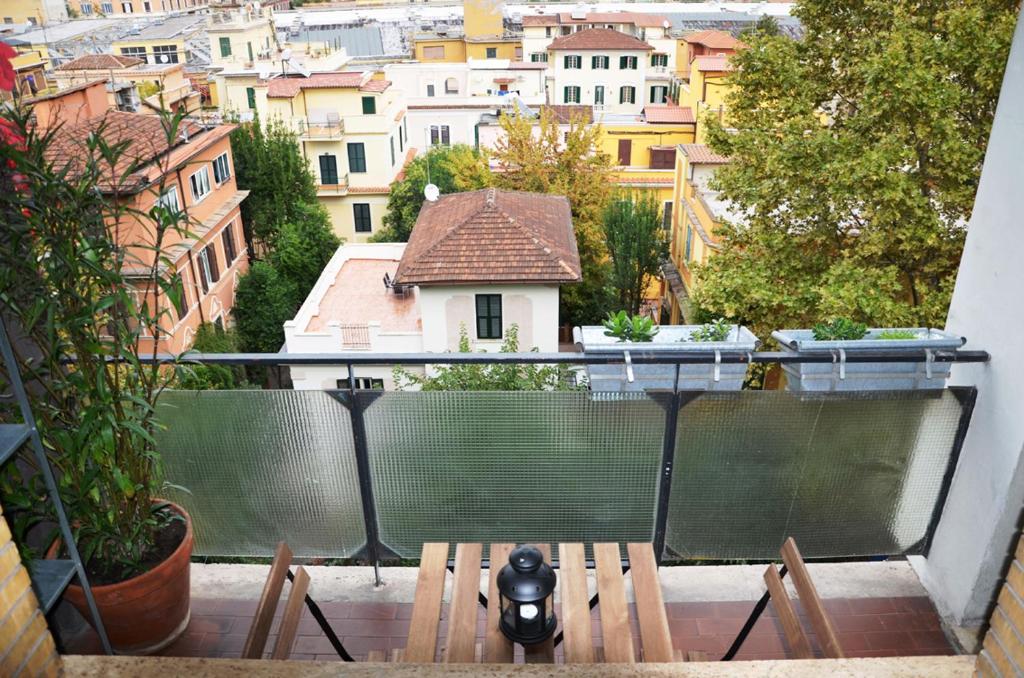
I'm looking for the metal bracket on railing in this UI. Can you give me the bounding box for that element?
[713,350,722,383]
[624,350,634,383]
[835,348,847,380]
[925,349,935,380]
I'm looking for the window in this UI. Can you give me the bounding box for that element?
[563,86,580,104]
[662,201,673,231]
[650,147,674,169]
[563,55,581,69]
[619,55,638,70]
[121,1,133,12]
[398,125,404,151]
[197,245,219,294]
[353,203,372,233]
[336,378,384,390]
[560,26,571,35]
[594,85,604,105]
[219,37,231,57]
[143,0,152,11]
[157,185,179,212]
[426,84,435,97]
[246,87,256,109]
[530,52,548,63]
[422,45,445,59]
[486,47,497,58]
[619,86,636,104]
[189,166,211,202]
[361,96,376,114]
[429,125,450,145]
[80,4,93,14]
[475,294,502,340]
[222,223,238,263]
[319,154,338,184]
[152,45,178,64]
[170,270,189,320]
[650,85,668,104]
[545,27,552,37]
[515,47,522,59]
[651,53,668,68]
[445,77,458,94]
[2,17,11,23]
[390,136,395,165]
[591,55,609,69]
[347,143,366,173]
[247,41,253,62]
[617,139,632,165]
[684,224,693,261]
[120,46,146,59]
[212,152,231,184]
[101,2,114,12]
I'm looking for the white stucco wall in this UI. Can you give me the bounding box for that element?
[911,7,1024,637]
[550,48,649,114]
[418,284,561,354]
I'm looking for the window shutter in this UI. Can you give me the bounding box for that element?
[361,96,376,114]
[219,37,231,57]
[441,126,450,144]
[207,245,219,282]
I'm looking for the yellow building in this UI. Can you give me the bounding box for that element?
[264,72,412,242]
[413,0,522,63]
[110,15,206,66]
[679,55,734,144]
[663,143,732,324]
[2,0,66,24]
[0,50,49,101]
[52,54,201,113]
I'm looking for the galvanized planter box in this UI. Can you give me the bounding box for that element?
[575,325,760,392]
[772,328,965,392]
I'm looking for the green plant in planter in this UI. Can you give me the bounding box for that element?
[811,318,868,341]
[0,105,193,582]
[876,329,920,340]
[689,318,733,342]
[602,311,659,343]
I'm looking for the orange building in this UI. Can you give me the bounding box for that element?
[32,81,248,353]
[678,30,743,81]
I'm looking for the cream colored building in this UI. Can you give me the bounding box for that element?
[70,0,209,17]
[547,28,658,115]
[110,15,207,65]
[263,71,410,243]
[522,10,674,72]
[2,0,66,25]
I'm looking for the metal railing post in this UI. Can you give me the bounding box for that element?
[652,364,681,564]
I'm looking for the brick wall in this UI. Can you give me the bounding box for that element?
[977,536,1024,675]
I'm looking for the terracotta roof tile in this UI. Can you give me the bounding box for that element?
[394,188,581,285]
[679,143,730,165]
[694,55,735,72]
[643,105,695,124]
[359,78,391,93]
[266,72,368,98]
[57,54,145,70]
[682,30,743,50]
[548,28,653,52]
[541,104,593,124]
[44,111,205,192]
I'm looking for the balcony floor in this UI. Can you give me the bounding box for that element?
[64,596,954,661]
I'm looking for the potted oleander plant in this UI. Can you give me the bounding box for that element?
[0,102,197,653]
[773,319,965,392]
[574,313,758,391]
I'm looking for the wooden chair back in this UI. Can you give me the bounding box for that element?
[242,542,311,660]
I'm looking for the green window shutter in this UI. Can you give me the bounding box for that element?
[247,41,253,62]
[361,96,376,114]
[245,87,256,109]
[219,37,231,57]
[620,55,627,69]
[318,154,338,184]
[347,143,367,173]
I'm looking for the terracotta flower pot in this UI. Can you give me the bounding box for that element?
[50,500,193,655]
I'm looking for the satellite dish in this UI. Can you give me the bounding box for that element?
[424,183,440,202]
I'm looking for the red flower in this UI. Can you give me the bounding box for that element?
[0,42,16,93]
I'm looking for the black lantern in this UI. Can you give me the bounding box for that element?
[496,545,557,645]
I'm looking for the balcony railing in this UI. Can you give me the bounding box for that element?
[154,349,984,567]
[317,174,349,193]
[339,323,371,350]
[297,118,345,138]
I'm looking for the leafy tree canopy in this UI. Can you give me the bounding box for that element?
[696,0,1017,340]
[232,262,299,354]
[178,322,251,390]
[373,144,492,243]
[602,192,668,316]
[490,109,614,326]
[393,325,580,391]
[269,202,341,294]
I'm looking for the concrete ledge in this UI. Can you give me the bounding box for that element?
[191,560,928,604]
[63,654,977,676]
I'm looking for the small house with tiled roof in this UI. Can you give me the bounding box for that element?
[284,189,579,390]
[680,30,743,80]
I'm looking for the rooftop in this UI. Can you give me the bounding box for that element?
[644,105,696,124]
[57,54,145,71]
[120,15,207,41]
[523,11,670,29]
[541,104,594,124]
[394,188,582,286]
[266,72,388,98]
[680,143,730,164]
[304,251,420,334]
[7,18,118,45]
[547,28,654,52]
[682,29,744,49]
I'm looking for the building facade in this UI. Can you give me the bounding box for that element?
[53,54,201,113]
[34,81,249,353]
[110,15,207,66]
[2,0,67,25]
[522,10,674,72]
[70,0,209,17]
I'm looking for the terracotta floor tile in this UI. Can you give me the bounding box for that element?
[348,602,399,620]
[847,598,898,615]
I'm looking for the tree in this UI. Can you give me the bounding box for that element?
[372,144,492,243]
[232,262,299,353]
[392,325,579,391]
[269,203,341,294]
[490,109,614,326]
[229,116,320,252]
[178,323,250,390]
[695,0,1017,340]
[602,193,668,316]
[746,14,780,37]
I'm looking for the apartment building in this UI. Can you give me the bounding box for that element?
[522,10,674,72]
[53,54,201,113]
[413,0,522,63]
[0,50,49,101]
[384,60,545,152]
[285,189,581,390]
[32,81,249,353]
[263,71,411,242]
[110,15,207,66]
[678,30,743,81]
[2,0,67,25]
[681,54,735,143]
[69,0,209,17]
[546,28,658,115]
